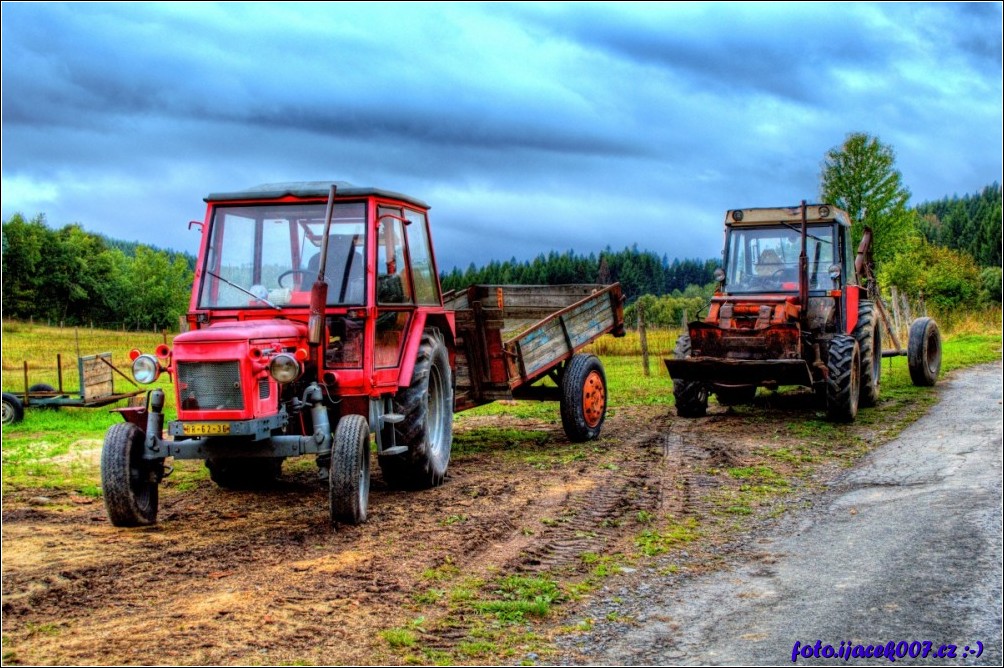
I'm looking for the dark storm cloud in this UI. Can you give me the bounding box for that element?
[1,2,1001,271]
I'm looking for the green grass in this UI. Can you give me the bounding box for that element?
[634,516,700,556]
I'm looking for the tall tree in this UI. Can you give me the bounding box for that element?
[819,132,916,264]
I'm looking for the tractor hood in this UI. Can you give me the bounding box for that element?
[174,319,307,344]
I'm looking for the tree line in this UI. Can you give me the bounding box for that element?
[914,182,1002,268]
[2,213,194,331]
[440,248,717,303]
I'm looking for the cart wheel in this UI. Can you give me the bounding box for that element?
[101,422,162,526]
[907,317,941,387]
[2,392,24,425]
[330,414,370,526]
[560,353,607,442]
[28,384,60,411]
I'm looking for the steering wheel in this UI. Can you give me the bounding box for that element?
[766,268,792,289]
[277,269,312,289]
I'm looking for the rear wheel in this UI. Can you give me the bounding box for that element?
[379,328,453,489]
[672,335,707,418]
[2,392,24,425]
[206,457,283,489]
[714,385,757,406]
[28,383,60,411]
[826,335,860,423]
[907,317,941,386]
[330,414,370,525]
[559,354,607,442]
[853,300,881,407]
[102,422,162,526]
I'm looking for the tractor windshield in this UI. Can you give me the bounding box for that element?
[724,224,836,294]
[198,202,367,309]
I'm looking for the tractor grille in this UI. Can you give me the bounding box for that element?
[177,361,244,410]
[259,378,270,399]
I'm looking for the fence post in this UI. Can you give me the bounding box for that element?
[889,286,902,342]
[900,292,913,336]
[639,302,650,377]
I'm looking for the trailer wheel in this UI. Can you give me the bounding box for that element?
[205,458,284,489]
[560,353,607,442]
[714,385,757,406]
[826,335,860,423]
[907,317,941,387]
[330,414,370,525]
[853,300,881,407]
[672,335,708,417]
[101,422,161,526]
[379,328,453,489]
[2,392,24,425]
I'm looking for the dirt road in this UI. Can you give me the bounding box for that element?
[2,366,988,665]
[558,362,1003,665]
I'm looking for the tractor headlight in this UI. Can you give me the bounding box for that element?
[828,264,841,280]
[713,267,726,283]
[132,354,161,385]
[268,353,301,384]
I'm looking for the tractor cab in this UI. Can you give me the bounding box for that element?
[721,205,853,297]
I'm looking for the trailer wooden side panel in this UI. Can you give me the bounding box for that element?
[445,283,624,410]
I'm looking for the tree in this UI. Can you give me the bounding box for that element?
[819,132,916,264]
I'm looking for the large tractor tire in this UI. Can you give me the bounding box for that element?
[101,422,162,526]
[672,334,708,418]
[329,414,371,525]
[907,317,942,387]
[205,457,284,489]
[853,300,881,407]
[560,353,608,442]
[714,385,757,406]
[2,392,24,426]
[826,335,860,423]
[379,328,453,489]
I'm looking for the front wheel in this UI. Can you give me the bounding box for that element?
[826,335,860,423]
[672,334,708,418]
[714,385,757,406]
[907,317,941,387]
[101,422,162,526]
[206,458,284,489]
[330,414,371,526]
[560,353,608,442]
[379,328,454,489]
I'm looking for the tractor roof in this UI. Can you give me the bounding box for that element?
[205,181,430,209]
[724,204,851,227]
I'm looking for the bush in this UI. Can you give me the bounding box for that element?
[878,239,982,310]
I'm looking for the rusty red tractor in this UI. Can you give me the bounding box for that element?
[102,182,624,527]
[665,202,941,422]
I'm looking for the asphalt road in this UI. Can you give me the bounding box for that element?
[567,361,1003,666]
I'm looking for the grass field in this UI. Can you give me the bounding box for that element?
[3,318,999,498]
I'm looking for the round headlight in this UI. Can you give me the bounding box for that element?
[132,354,161,385]
[828,263,841,280]
[731,210,744,222]
[713,267,726,283]
[269,353,301,384]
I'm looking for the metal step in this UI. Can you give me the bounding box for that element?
[378,445,408,457]
[382,412,405,424]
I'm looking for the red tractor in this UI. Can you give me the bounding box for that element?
[665,202,941,421]
[102,182,624,527]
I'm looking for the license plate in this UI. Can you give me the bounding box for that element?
[182,422,231,436]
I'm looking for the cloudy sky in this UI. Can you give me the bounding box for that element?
[2,2,1001,270]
